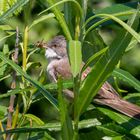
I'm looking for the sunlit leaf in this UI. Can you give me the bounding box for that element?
[24,114,44,125]
[0,118,101,134]
[113,68,140,92]
[68,40,82,77]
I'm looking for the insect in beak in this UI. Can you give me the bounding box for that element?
[35,39,47,49]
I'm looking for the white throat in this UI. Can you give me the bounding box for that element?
[45,48,62,61]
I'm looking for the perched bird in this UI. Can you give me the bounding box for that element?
[36,35,140,119]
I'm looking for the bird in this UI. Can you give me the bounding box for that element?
[36,35,140,119]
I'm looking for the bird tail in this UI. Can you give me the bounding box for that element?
[94,82,140,119]
[94,98,140,119]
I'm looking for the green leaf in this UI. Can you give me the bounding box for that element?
[29,13,55,29]
[84,13,140,42]
[68,40,82,77]
[64,2,75,38]
[46,0,72,40]
[3,44,9,55]
[82,29,107,63]
[98,107,140,139]
[0,88,30,99]
[29,132,55,140]
[24,114,44,125]
[97,107,140,128]
[39,0,82,17]
[96,123,128,137]
[0,52,58,110]
[0,32,15,42]
[0,0,29,22]
[44,80,73,90]
[112,68,140,92]
[124,93,140,101]
[82,47,108,72]
[0,118,101,134]
[0,105,7,119]
[125,36,139,52]
[0,0,22,16]
[58,77,73,140]
[0,61,7,76]
[131,126,140,139]
[75,8,139,119]
[96,125,121,137]
[95,3,137,15]
[123,93,140,108]
[78,118,101,129]
[0,74,10,82]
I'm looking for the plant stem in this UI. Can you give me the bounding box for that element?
[6,27,19,140]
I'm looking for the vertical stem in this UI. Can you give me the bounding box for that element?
[20,26,28,119]
[6,27,19,140]
[22,26,28,72]
[73,76,80,140]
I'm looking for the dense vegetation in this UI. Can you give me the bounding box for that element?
[0,0,140,140]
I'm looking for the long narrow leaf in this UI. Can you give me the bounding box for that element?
[0,88,30,99]
[82,47,108,72]
[24,114,44,125]
[112,68,140,92]
[46,0,72,40]
[84,13,140,42]
[39,0,82,17]
[0,118,101,134]
[95,3,137,15]
[29,13,55,29]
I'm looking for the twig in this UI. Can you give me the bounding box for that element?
[6,27,19,140]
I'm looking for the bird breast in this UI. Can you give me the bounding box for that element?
[47,57,72,81]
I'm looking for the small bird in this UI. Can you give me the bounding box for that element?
[36,35,140,119]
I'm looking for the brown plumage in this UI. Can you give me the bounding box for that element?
[37,35,140,119]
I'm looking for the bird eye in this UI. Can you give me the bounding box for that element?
[53,44,57,47]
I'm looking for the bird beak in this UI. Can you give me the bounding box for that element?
[35,39,48,49]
